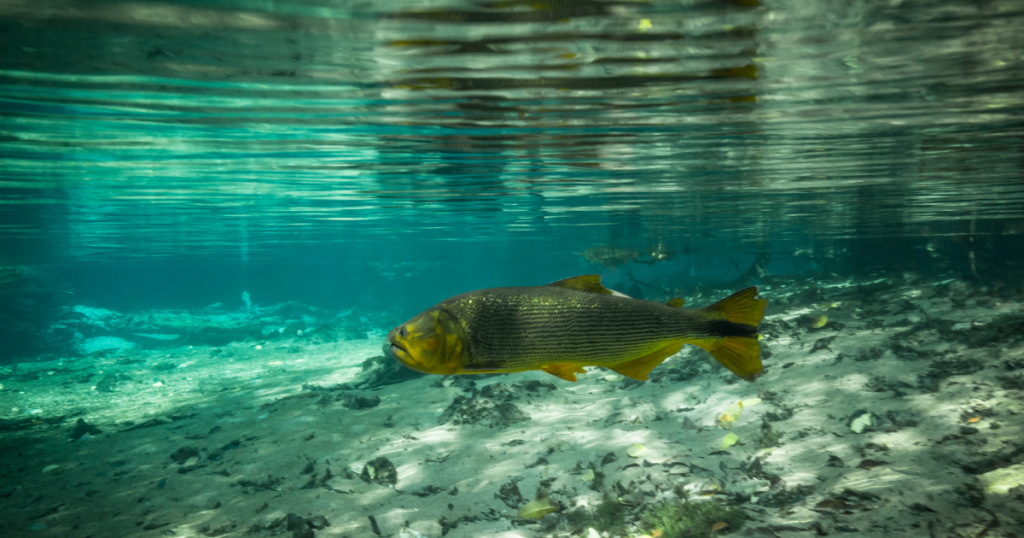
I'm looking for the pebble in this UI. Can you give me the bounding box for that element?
[849,410,873,434]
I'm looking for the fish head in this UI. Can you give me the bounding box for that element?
[387,308,465,375]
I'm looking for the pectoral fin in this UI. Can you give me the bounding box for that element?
[609,343,684,381]
[540,364,587,382]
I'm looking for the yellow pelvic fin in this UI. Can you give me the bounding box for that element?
[547,275,613,295]
[693,337,764,382]
[705,286,767,326]
[609,342,684,381]
[540,364,587,382]
[666,298,685,308]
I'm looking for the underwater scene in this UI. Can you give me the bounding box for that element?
[2,0,1024,537]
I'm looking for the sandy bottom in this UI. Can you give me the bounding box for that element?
[2,275,1023,538]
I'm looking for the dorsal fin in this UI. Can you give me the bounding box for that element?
[547,275,613,295]
[666,298,685,308]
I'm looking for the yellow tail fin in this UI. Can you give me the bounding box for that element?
[699,287,768,382]
[705,286,767,326]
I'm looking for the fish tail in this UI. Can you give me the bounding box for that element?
[697,287,768,382]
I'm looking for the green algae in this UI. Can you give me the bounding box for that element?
[640,499,746,538]
[562,493,627,536]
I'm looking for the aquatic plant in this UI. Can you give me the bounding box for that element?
[640,499,745,538]
[562,493,627,535]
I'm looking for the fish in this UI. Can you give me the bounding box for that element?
[576,245,640,269]
[386,275,767,382]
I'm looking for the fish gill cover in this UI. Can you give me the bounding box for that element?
[1,0,1024,537]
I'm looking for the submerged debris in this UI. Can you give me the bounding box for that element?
[438,384,529,428]
[360,456,397,487]
[69,418,102,441]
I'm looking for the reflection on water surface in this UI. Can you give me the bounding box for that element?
[0,0,1022,260]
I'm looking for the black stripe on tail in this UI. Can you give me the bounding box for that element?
[706,319,759,338]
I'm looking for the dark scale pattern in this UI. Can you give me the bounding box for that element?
[438,286,718,370]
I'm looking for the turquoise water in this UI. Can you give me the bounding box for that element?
[2,3,1024,537]
[3,0,1022,340]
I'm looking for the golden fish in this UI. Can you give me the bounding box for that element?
[387,275,767,382]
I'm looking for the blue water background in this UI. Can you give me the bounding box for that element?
[1,0,1022,321]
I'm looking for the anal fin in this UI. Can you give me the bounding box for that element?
[541,364,587,382]
[609,343,684,381]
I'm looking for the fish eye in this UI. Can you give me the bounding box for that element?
[399,326,408,338]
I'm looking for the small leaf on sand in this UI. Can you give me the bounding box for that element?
[967,416,981,423]
[856,459,889,470]
[42,464,59,473]
[720,433,739,450]
[718,402,743,424]
[711,521,729,532]
[518,498,558,519]
[812,315,828,328]
[627,443,647,458]
[581,469,595,482]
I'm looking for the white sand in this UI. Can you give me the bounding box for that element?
[1,276,1022,537]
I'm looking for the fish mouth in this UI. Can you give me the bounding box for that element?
[388,342,408,360]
